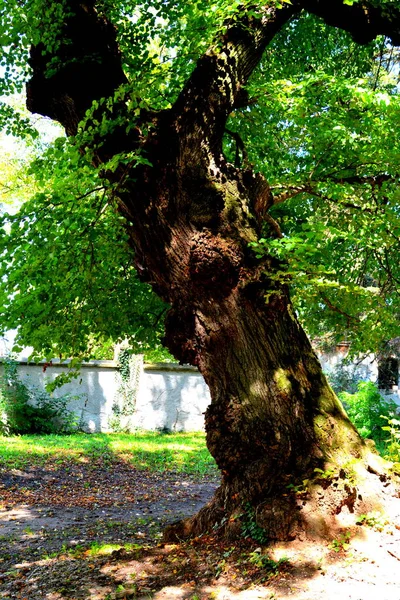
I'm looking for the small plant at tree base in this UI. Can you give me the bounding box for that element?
[0,357,80,435]
[286,478,309,495]
[313,467,336,480]
[248,548,288,573]
[286,468,336,495]
[356,511,389,532]
[328,530,352,553]
[214,546,235,576]
[241,503,268,544]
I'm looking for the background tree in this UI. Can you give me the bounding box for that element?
[1,0,400,541]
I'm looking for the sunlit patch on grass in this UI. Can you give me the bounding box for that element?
[0,431,218,476]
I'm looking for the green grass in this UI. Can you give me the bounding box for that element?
[0,431,218,476]
[42,541,144,560]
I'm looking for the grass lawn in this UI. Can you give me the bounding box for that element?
[0,431,218,476]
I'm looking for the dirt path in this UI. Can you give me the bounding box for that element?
[1,462,400,599]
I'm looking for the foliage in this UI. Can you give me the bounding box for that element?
[248,549,288,574]
[328,530,352,553]
[143,346,174,363]
[0,357,79,434]
[0,2,399,362]
[0,135,38,209]
[381,416,400,469]
[0,139,170,364]
[356,511,389,531]
[313,467,336,480]
[109,349,142,431]
[241,24,400,356]
[241,503,268,544]
[286,478,309,495]
[109,346,175,432]
[340,381,398,445]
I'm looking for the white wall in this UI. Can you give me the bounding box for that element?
[2,345,399,434]
[135,365,209,431]
[316,344,400,407]
[0,360,211,433]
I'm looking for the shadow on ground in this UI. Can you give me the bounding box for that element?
[1,457,400,599]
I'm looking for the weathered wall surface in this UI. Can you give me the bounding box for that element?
[134,365,211,432]
[316,344,400,406]
[0,360,211,432]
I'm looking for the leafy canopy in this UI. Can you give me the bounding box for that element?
[0,1,400,360]
[0,133,169,361]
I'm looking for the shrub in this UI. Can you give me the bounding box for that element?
[381,417,400,469]
[0,358,80,435]
[340,381,398,446]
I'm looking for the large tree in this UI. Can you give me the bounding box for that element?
[1,0,400,540]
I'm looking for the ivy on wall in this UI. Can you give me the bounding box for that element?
[109,350,143,431]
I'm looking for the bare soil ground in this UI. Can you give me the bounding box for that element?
[1,460,400,600]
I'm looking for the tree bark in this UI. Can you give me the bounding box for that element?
[25,0,400,541]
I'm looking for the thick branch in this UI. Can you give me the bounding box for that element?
[26,1,127,135]
[172,0,400,158]
[225,128,248,167]
[172,4,297,151]
[326,173,399,188]
[26,0,400,143]
[294,0,400,46]
[272,185,310,205]
[272,174,398,211]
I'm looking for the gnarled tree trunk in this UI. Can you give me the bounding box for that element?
[26,0,400,541]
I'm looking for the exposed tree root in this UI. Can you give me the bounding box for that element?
[164,451,400,544]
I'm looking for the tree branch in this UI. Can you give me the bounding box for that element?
[225,128,248,167]
[26,1,127,135]
[294,0,400,46]
[172,0,400,159]
[320,293,359,325]
[26,0,400,150]
[264,213,283,239]
[172,4,297,152]
[272,185,310,205]
[323,174,398,188]
[271,174,398,211]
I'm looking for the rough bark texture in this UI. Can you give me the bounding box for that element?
[26,1,400,541]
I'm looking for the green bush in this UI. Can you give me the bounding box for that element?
[0,358,80,435]
[340,381,398,446]
[381,417,400,469]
